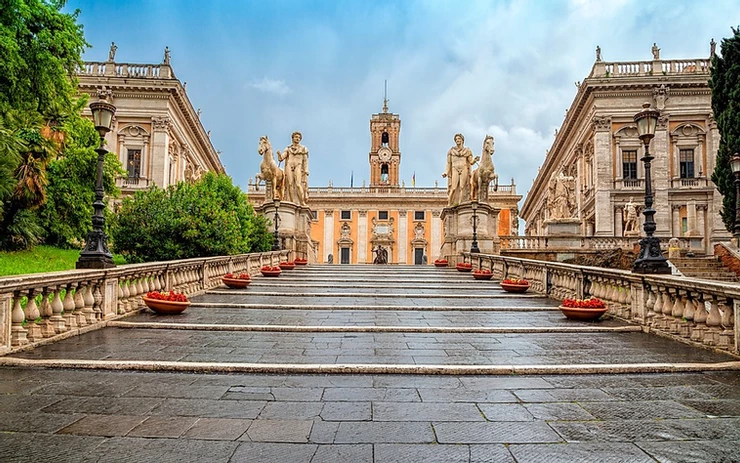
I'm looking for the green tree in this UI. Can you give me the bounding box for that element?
[0,0,89,249]
[710,27,740,232]
[111,173,271,263]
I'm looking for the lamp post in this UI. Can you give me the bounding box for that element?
[76,95,116,269]
[730,153,740,245]
[272,198,281,251]
[632,102,670,274]
[470,200,480,253]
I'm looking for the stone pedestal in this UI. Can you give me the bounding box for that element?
[439,202,500,261]
[543,219,582,248]
[257,201,316,263]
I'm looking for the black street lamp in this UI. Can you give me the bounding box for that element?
[76,95,116,269]
[470,200,480,253]
[730,153,740,244]
[632,102,670,274]
[272,198,281,251]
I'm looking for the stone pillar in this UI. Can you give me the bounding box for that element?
[672,205,682,238]
[358,210,368,264]
[592,117,614,236]
[431,211,442,261]
[398,211,408,264]
[0,293,10,354]
[323,210,334,264]
[614,207,623,237]
[652,116,671,237]
[150,116,171,187]
[686,199,698,236]
[697,204,707,252]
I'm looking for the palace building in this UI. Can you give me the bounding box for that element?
[520,43,726,254]
[247,100,522,264]
[76,45,224,197]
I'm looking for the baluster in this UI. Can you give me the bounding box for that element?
[661,288,674,330]
[691,292,708,342]
[117,280,126,315]
[74,281,87,327]
[652,286,665,329]
[25,289,42,341]
[93,282,103,321]
[719,299,734,349]
[82,282,96,324]
[705,297,722,346]
[38,287,55,338]
[681,292,696,338]
[10,292,28,346]
[644,285,656,322]
[670,290,685,334]
[50,285,66,334]
[63,283,78,330]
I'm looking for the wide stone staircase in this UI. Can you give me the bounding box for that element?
[1,264,739,462]
[670,256,740,283]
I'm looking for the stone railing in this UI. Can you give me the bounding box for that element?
[78,61,173,79]
[499,235,702,252]
[249,182,517,196]
[465,252,739,355]
[592,58,710,78]
[0,250,289,354]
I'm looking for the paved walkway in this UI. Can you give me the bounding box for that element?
[1,265,739,462]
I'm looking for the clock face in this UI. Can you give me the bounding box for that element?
[378,147,392,162]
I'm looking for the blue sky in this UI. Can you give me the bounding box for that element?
[67,0,737,202]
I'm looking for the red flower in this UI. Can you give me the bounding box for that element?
[146,291,188,302]
[473,269,492,275]
[502,278,528,285]
[562,297,605,309]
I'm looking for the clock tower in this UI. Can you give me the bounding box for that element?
[369,87,401,187]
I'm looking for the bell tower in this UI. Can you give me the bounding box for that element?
[369,81,401,187]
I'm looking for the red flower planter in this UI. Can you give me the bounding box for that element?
[294,258,308,266]
[142,297,190,315]
[260,266,282,277]
[222,277,251,289]
[559,306,608,321]
[456,263,473,272]
[279,262,296,270]
[472,271,493,280]
[434,260,449,268]
[500,282,530,293]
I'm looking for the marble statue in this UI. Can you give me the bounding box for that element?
[623,198,639,235]
[108,42,117,61]
[710,38,716,57]
[471,134,498,202]
[652,43,660,60]
[547,170,576,220]
[255,136,285,201]
[442,133,479,206]
[164,46,171,65]
[595,45,601,62]
[278,131,309,206]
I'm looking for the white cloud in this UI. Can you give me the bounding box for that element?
[248,77,291,96]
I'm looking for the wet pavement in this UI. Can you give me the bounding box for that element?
[1,264,739,462]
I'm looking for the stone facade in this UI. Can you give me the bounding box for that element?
[520,43,726,254]
[248,104,521,264]
[76,47,224,197]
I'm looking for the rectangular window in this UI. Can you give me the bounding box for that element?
[622,150,637,179]
[127,149,142,178]
[414,211,425,221]
[680,149,695,179]
[311,211,318,220]
[378,211,389,220]
[340,210,351,220]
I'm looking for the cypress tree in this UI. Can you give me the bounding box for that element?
[710,27,740,231]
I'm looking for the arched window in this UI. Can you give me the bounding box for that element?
[381,163,389,183]
[381,132,389,147]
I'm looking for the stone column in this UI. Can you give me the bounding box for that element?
[652,116,671,236]
[697,204,707,252]
[686,199,698,236]
[672,205,682,238]
[323,210,334,263]
[614,207,623,237]
[150,116,171,187]
[398,211,408,264]
[358,210,368,264]
[592,118,614,236]
[431,210,442,261]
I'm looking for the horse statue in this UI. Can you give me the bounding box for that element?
[471,134,498,202]
[255,136,285,201]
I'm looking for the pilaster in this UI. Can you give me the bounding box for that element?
[323,210,334,263]
[431,211,442,261]
[358,210,368,264]
[398,210,408,264]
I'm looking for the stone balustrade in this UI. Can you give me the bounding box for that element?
[0,250,289,354]
[78,61,171,79]
[249,183,517,196]
[466,252,739,355]
[593,58,711,78]
[499,235,701,252]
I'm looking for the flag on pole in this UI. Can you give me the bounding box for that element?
[350,171,354,188]
[411,172,416,187]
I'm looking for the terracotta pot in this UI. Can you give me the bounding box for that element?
[500,282,530,293]
[472,273,493,280]
[434,261,448,268]
[456,265,473,273]
[142,297,190,315]
[559,305,608,321]
[279,262,296,270]
[294,260,308,266]
[261,269,282,277]
[222,277,250,289]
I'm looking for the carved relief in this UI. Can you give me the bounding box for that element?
[592,116,612,132]
[340,222,351,240]
[653,84,670,111]
[414,222,424,240]
[152,116,172,131]
[657,115,669,131]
